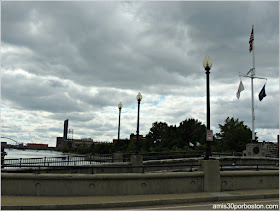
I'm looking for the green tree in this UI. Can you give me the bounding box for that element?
[77,143,91,154]
[146,122,169,144]
[215,117,252,152]
[141,138,152,152]
[89,143,95,152]
[145,119,206,152]
[145,122,170,151]
[94,143,113,154]
[126,139,136,153]
[177,118,206,149]
[115,139,130,153]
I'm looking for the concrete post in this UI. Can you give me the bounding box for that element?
[131,155,143,173]
[113,153,123,163]
[198,160,221,192]
[1,147,6,168]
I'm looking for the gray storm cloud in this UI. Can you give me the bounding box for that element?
[1,1,278,145]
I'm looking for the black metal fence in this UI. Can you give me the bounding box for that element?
[1,163,201,174]
[2,151,245,168]
[123,151,244,162]
[123,150,205,162]
[220,163,279,171]
[2,154,113,168]
[3,151,278,170]
[143,163,201,173]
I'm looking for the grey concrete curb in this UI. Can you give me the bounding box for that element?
[1,193,279,210]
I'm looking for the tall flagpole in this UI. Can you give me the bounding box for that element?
[239,25,267,142]
[251,25,256,142]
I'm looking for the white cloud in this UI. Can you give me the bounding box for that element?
[1,1,279,147]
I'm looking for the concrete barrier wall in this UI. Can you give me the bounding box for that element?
[221,170,279,191]
[1,172,204,196]
[2,156,279,197]
[2,170,278,196]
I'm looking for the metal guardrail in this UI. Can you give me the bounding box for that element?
[2,154,113,168]
[2,162,278,174]
[142,163,201,173]
[1,163,201,174]
[2,151,245,168]
[220,163,279,171]
[3,150,278,169]
[212,152,244,157]
[123,151,205,162]
[123,151,244,162]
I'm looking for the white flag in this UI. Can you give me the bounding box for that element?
[236,81,244,99]
[189,142,194,147]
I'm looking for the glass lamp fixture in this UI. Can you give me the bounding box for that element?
[136,92,142,101]
[203,55,213,70]
[118,102,123,109]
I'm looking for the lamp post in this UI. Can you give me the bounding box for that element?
[117,102,122,151]
[203,56,213,160]
[136,92,142,154]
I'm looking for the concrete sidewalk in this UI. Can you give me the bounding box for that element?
[1,189,279,210]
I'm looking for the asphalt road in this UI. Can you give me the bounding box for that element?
[103,198,279,210]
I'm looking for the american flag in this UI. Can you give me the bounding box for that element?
[249,28,254,52]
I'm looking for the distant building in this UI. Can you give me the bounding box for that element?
[112,139,129,144]
[26,143,48,149]
[130,133,146,141]
[72,139,93,148]
[1,142,7,148]
[56,137,66,149]
[262,141,278,155]
[56,137,93,150]
[113,133,146,144]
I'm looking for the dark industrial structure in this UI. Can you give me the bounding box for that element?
[56,119,94,150]
[64,119,69,139]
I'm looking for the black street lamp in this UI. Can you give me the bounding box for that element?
[203,56,213,160]
[136,92,142,154]
[117,102,122,151]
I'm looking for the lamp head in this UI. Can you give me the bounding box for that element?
[136,92,142,101]
[118,102,123,109]
[203,55,212,70]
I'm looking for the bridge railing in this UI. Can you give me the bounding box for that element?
[220,163,279,171]
[123,150,206,162]
[211,152,244,157]
[3,162,278,174]
[3,151,277,169]
[3,154,113,168]
[123,151,244,162]
[1,163,202,174]
[3,151,244,168]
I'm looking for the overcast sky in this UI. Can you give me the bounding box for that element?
[1,1,279,147]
